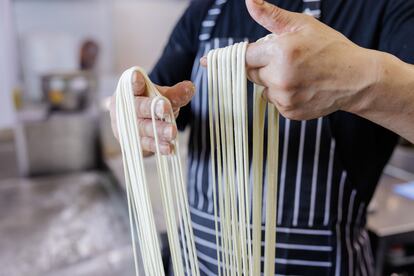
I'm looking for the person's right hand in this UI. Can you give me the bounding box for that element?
[109,71,195,155]
[243,0,381,121]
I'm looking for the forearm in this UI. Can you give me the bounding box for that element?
[348,50,414,143]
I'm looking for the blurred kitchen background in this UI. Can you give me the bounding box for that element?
[1,0,414,275]
[0,0,188,275]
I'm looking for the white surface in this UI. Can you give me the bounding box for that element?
[113,0,189,73]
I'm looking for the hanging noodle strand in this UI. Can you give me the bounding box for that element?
[207,40,279,276]
[116,67,199,276]
[116,36,279,276]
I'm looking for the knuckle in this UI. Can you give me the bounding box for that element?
[282,110,301,121]
[159,122,177,141]
[280,101,312,121]
[266,69,297,92]
[265,91,278,106]
[142,137,155,152]
[161,143,172,155]
[136,97,151,117]
[285,46,303,64]
[275,92,297,112]
[277,79,295,92]
[267,41,276,53]
[137,119,149,136]
[268,42,280,58]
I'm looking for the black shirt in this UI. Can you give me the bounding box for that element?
[150,1,414,275]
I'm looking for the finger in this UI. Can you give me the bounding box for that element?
[137,119,177,142]
[141,137,174,155]
[132,71,146,96]
[247,67,266,87]
[245,40,273,69]
[135,96,173,119]
[248,69,270,102]
[156,81,195,111]
[245,0,304,34]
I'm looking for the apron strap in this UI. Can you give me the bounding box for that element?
[199,0,228,42]
[302,0,321,19]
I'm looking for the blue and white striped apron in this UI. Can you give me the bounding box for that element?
[185,1,375,275]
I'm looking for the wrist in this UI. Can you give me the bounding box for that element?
[343,48,387,116]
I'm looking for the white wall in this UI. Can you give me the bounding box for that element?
[113,0,189,73]
[14,0,190,75]
[0,0,17,130]
[13,0,114,100]
[14,0,114,74]
[11,0,190,101]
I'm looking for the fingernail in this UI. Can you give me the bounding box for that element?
[163,126,174,140]
[156,100,166,118]
[183,84,195,99]
[132,74,145,93]
[186,84,196,95]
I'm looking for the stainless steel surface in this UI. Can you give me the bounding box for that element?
[41,71,95,112]
[15,112,98,176]
[368,175,414,237]
[0,170,137,276]
[366,146,414,275]
[368,146,414,237]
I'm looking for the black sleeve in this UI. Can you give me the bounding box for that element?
[149,0,213,130]
[378,0,414,63]
[331,0,414,192]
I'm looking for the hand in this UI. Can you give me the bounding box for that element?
[109,71,195,155]
[201,0,379,121]
[244,0,381,120]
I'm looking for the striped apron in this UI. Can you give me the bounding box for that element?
[185,0,375,275]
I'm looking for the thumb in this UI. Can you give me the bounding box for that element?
[156,81,195,111]
[246,0,305,34]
